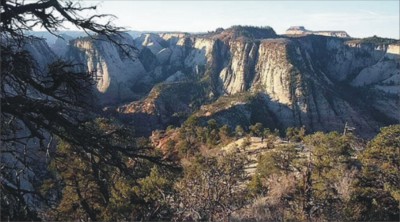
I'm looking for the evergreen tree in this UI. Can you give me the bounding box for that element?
[350,125,400,221]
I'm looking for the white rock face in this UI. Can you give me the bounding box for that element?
[184,38,214,67]
[349,43,400,122]
[247,38,377,133]
[69,34,146,104]
[159,32,187,45]
[313,31,350,38]
[135,33,166,54]
[386,44,400,58]
[253,39,294,105]
[322,39,387,81]
[217,39,299,105]
[351,60,399,86]
[220,41,258,94]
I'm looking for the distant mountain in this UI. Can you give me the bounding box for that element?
[29,30,87,45]
[31,26,400,137]
[285,26,351,38]
[29,30,145,45]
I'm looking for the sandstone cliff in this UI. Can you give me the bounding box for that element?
[122,28,398,137]
[60,26,398,137]
[66,33,146,104]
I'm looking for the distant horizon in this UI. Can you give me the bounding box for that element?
[92,1,399,39]
[31,1,399,39]
[32,25,399,40]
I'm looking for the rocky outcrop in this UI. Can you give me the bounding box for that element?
[159,32,188,44]
[197,36,386,136]
[285,26,311,35]
[286,26,350,38]
[349,43,400,122]
[66,33,146,104]
[116,81,212,135]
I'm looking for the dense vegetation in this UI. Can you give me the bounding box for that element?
[15,111,399,221]
[148,120,400,221]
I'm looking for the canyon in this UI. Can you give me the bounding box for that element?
[32,26,400,138]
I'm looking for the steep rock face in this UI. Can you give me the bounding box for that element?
[135,33,167,54]
[158,32,188,45]
[184,38,215,68]
[251,39,295,104]
[2,37,56,97]
[24,38,57,71]
[1,38,57,209]
[293,36,387,82]
[351,57,399,86]
[219,40,259,94]
[350,44,400,122]
[50,26,398,137]
[202,37,381,136]
[50,34,74,57]
[67,34,146,104]
[115,29,398,137]
[351,44,400,86]
[330,40,386,81]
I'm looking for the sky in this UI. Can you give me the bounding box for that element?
[84,1,399,39]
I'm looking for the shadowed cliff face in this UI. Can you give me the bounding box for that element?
[59,27,399,137]
[66,33,147,104]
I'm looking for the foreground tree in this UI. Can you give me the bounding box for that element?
[246,131,363,221]
[303,132,359,220]
[0,0,162,220]
[361,125,400,202]
[350,125,400,221]
[38,119,171,221]
[174,152,249,221]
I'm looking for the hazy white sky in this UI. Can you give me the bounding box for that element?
[86,1,399,38]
